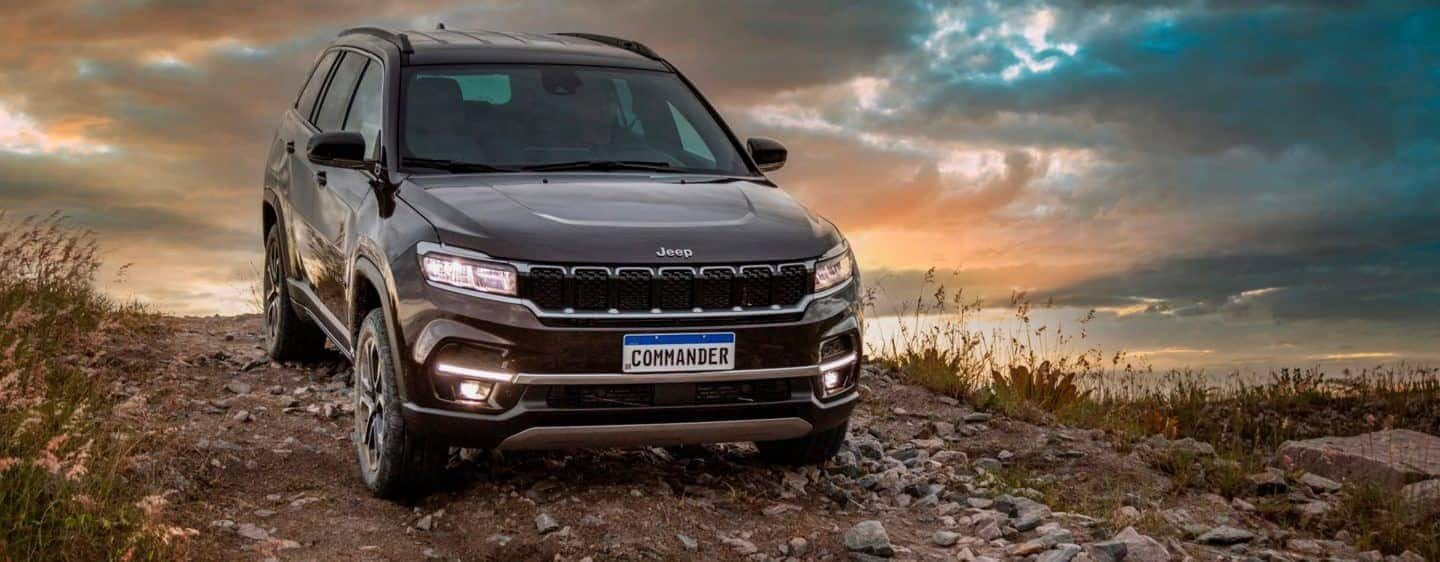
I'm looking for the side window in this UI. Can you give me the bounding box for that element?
[295,51,338,122]
[667,103,716,162]
[344,61,384,155]
[314,53,366,132]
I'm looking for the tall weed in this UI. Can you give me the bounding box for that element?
[0,213,180,560]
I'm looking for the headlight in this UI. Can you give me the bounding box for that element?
[420,253,517,296]
[813,247,854,292]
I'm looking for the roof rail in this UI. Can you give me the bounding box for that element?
[339,26,414,54]
[556,33,662,61]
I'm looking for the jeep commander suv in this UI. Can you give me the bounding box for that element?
[262,27,861,497]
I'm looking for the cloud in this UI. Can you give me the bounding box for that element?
[0,104,111,155]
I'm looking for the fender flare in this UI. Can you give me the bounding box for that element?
[351,252,414,402]
[261,189,301,279]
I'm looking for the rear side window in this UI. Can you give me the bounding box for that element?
[344,61,384,155]
[295,51,338,121]
[314,53,367,132]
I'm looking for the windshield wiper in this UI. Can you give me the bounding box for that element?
[401,157,515,173]
[519,160,673,173]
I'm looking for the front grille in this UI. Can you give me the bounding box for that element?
[774,265,809,305]
[520,263,812,312]
[698,268,734,309]
[658,269,694,309]
[738,266,772,307]
[527,267,566,310]
[573,268,609,310]
[543,379,792,409]
[615,269,652,310]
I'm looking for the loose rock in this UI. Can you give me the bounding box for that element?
[788,537,810,556]
[1113,527,1170,562]
[843,520,894,557]
[535,513,560,535]
[1038,544,1082,562]
[1196,526,1255,546]
[1249,468,1289,495]
[721,537,757,555]
[1301,472,1343,493]
[1085,540,1127,562]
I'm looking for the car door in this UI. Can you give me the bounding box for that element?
[272,50,338,320]
[291,50,372,336]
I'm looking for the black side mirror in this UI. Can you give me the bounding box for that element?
[747,137,787,172]
[307,131,368,169]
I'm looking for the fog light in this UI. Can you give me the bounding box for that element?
[456,380,494,402]
[823,369,844,390]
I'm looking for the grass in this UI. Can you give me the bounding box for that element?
[1334,483,1440,559]
[865,270,1440,556]
[0,213,180,560]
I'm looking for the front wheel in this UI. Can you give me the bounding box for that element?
[755,421,849,466]
[353,309,447,499]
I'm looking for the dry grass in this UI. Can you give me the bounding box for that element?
[866,268,1121,413]
[0,212,181,560]
[866,270,1440,556]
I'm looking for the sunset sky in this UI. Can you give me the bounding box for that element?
[2,1,1437,371]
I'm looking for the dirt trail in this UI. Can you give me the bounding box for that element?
[125,315,1266,561]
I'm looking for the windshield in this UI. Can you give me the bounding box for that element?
[400,64,753,175]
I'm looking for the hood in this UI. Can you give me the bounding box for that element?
[398,173,842,264]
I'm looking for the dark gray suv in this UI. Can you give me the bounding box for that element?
[262,27,861,498]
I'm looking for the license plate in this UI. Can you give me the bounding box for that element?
[622,332,735,373]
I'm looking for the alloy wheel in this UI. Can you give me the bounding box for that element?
[354,336,385,474]
[264,236,283,346]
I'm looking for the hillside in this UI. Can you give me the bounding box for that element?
[83,314,1433,561]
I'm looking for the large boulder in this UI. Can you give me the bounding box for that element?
[1277,430,1440,489]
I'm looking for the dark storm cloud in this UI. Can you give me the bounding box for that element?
[1044,241,1440,329]
[883,2,1438,157]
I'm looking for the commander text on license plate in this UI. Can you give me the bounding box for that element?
[622,332,736,373]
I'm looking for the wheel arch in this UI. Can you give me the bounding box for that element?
[351,252,413,401]
[261,190,299,278]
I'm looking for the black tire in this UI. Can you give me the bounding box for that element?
[755,421,849,466]
[262,227,326,361]
[352,309,447,499]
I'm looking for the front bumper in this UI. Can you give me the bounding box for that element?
[403,391,858,450]
[388,266,863,450]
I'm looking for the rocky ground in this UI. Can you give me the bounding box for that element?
[104,315,1433,561]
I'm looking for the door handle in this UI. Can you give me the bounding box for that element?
[315,171,327,186]
[285,140,295,154]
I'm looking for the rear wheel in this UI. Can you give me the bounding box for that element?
[755,421,848,466]
[353,309,446,499]
[262,227,325,361]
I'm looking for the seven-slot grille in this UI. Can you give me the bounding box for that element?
[521,264,810,312]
